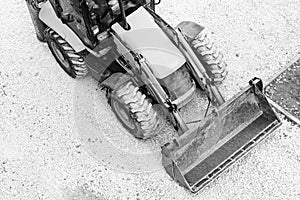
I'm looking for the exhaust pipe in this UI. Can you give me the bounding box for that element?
[117,0,130,30]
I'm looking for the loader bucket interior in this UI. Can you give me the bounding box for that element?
[162,78,281,193]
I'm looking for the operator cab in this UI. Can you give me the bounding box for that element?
[86,0,145,30]
[51,0,154,47]
[72,0,148,46]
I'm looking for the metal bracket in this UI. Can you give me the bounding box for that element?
[249,77,263,92]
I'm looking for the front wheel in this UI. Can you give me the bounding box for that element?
[45,28,88,78]
[108,81,162,139]
[191,28,228,85]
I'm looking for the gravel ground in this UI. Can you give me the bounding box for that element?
[265,59,300,119]
[1,0,300,199]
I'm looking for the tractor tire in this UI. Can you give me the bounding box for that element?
[45,28,88,78]
[109,81,161,139]
[191,29,228,85]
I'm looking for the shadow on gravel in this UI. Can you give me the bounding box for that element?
[72,77,168,174]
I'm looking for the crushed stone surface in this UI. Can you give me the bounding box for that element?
[1,0,300,199]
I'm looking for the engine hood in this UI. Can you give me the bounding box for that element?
[111,7,186,79]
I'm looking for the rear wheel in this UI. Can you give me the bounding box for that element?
[191,28,228,85]
[109,81,162,139]
[45,28,88,78]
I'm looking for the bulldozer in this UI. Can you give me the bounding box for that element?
[26,0,282,192]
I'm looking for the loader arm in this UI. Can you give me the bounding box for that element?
[133,53,189,133]
[111,28,191,134]
[146,8,224,106]
[174,29,225,106]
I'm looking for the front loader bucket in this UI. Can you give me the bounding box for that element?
[162,78,281,193]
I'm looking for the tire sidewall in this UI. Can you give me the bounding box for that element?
[109,94,144,139]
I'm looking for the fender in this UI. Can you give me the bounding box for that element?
[175,21,205,42]
[100,73,131,90]
[38,1,86,52]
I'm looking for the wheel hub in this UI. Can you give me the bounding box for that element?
[113,101,135,130]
